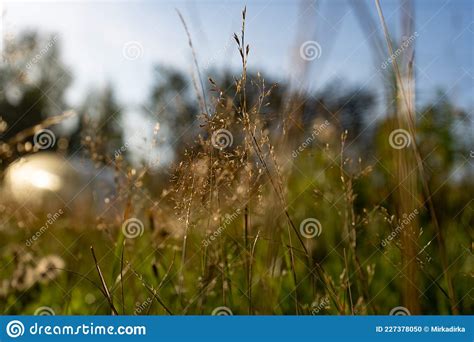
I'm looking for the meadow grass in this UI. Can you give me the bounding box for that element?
[0,6,472,316]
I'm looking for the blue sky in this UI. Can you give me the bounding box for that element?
[2,0,472,110]
[1,0,473,164]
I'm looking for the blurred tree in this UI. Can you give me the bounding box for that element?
[74,85,124,162]
[146,66,376,165]
[417,96,471,217]
[317,82,376,142]
[0,32,71,145]
[146,66,198,160]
